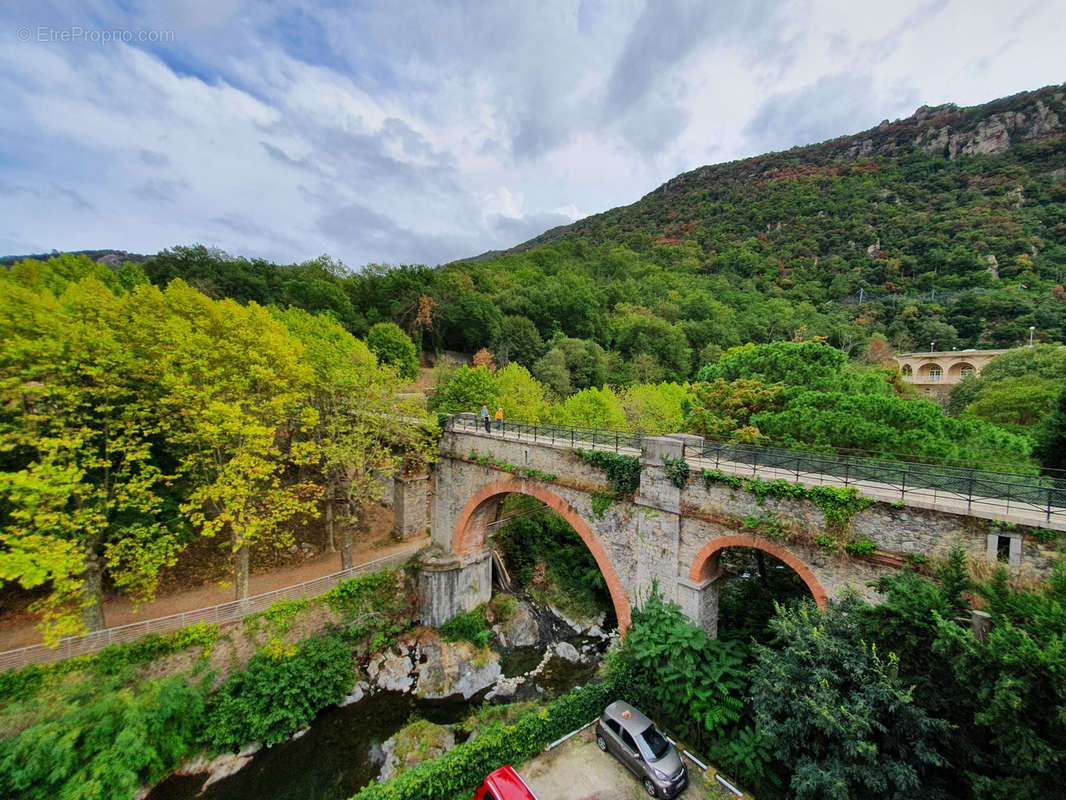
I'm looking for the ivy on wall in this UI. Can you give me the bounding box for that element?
[467,449,557,483]
[662,454,690,489]
[702,468,875,552]
[574,448,641,495]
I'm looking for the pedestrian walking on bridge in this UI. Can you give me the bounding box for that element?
[495,407,504,431]
[480,404,490,433]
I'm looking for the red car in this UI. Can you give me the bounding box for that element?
[472,765,540,800]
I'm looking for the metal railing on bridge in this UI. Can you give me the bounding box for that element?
[446,415,1066,526]
[691,439,1066,525]
[448,413,643,452]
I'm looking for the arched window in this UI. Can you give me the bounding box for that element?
[928,366,942,382]
[901,365,913,381]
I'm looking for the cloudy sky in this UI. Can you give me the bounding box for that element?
[1,1,1064,268]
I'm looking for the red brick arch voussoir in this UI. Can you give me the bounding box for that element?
[688,534,828,609]
[451,477,632,631]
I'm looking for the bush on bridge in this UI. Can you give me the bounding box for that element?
[701,469,873,540]
[574,448,641,496]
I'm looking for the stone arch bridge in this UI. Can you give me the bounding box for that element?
[417,417,1064,636]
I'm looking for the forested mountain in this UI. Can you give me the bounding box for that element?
[11,85,1064,384]
[450,83,1066,368]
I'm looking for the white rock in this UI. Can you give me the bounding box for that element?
[338,680,369,707]
[368,652,414,693]
[492,602,540,648]
[554,641,582,662]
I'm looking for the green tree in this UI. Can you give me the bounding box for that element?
[0,673,207,800]
[433,365,499,414]
[554,338,607,391]
[365,322,420,382]
[555,386,626,429]
[1034,384,1066,473]
[619,382,692,433]
[686,378,785,442]
[532,348,572,398]
[3,253,123,296]
[752,390,1035,468]
[931,564,1066,798]
[751,598,947,800]
[610,304,692,381]
[162,282,321,600]
[493,363,552,423]
[963,376,1062,434]
[698,340,848,388]
[492,315,546,368]
[274,308,434,567]
[0,278,182,641]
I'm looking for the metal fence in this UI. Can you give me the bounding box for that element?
[449,413,643,452]
[0,545,419,672]
[691,439,1066,524]
[447,415,1066,526]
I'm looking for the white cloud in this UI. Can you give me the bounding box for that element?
[0,0,1063,265]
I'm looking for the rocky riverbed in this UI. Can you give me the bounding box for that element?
[147,596,613,800]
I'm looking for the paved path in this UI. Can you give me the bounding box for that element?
[461,425,1066,532]
[0,535,425,669]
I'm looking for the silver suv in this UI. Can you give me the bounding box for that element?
[595,700,688,798]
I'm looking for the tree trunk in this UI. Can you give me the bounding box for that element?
[755,550,770,591]
[325,491,336,553]
[81,550,106,632]
[234,533,250,599]
[340,524,353,570]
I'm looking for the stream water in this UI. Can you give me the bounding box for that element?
[147,643,602,800]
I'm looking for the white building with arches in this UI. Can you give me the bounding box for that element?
[893,348,1009,395]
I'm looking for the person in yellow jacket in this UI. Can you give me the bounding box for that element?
[494,407,504,431]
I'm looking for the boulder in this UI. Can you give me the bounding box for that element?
[338,680,369,707]
[378,720,456,782]
[492,601,540,648]
[175,743,261,791]
[548,605,605,635]
[415,634,501,699]
[553,641,582,663]
[368,651,414,693]
[485,675,525,702]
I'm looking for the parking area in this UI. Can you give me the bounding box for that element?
[518,726,752,800]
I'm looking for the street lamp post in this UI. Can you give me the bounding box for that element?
[930,341,936,353]
[1029,326,1036,347]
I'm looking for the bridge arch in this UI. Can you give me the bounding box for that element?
[451,477,632,631]
[688,534,828,609]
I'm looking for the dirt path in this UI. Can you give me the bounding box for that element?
[0,530,427,652]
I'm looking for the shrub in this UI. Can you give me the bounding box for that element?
[205,632,355,751]
[488,593,517,622]
[0,674,208,800]
[0,622,219,703]
[324,570,413,651]
[439,607,491,648]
